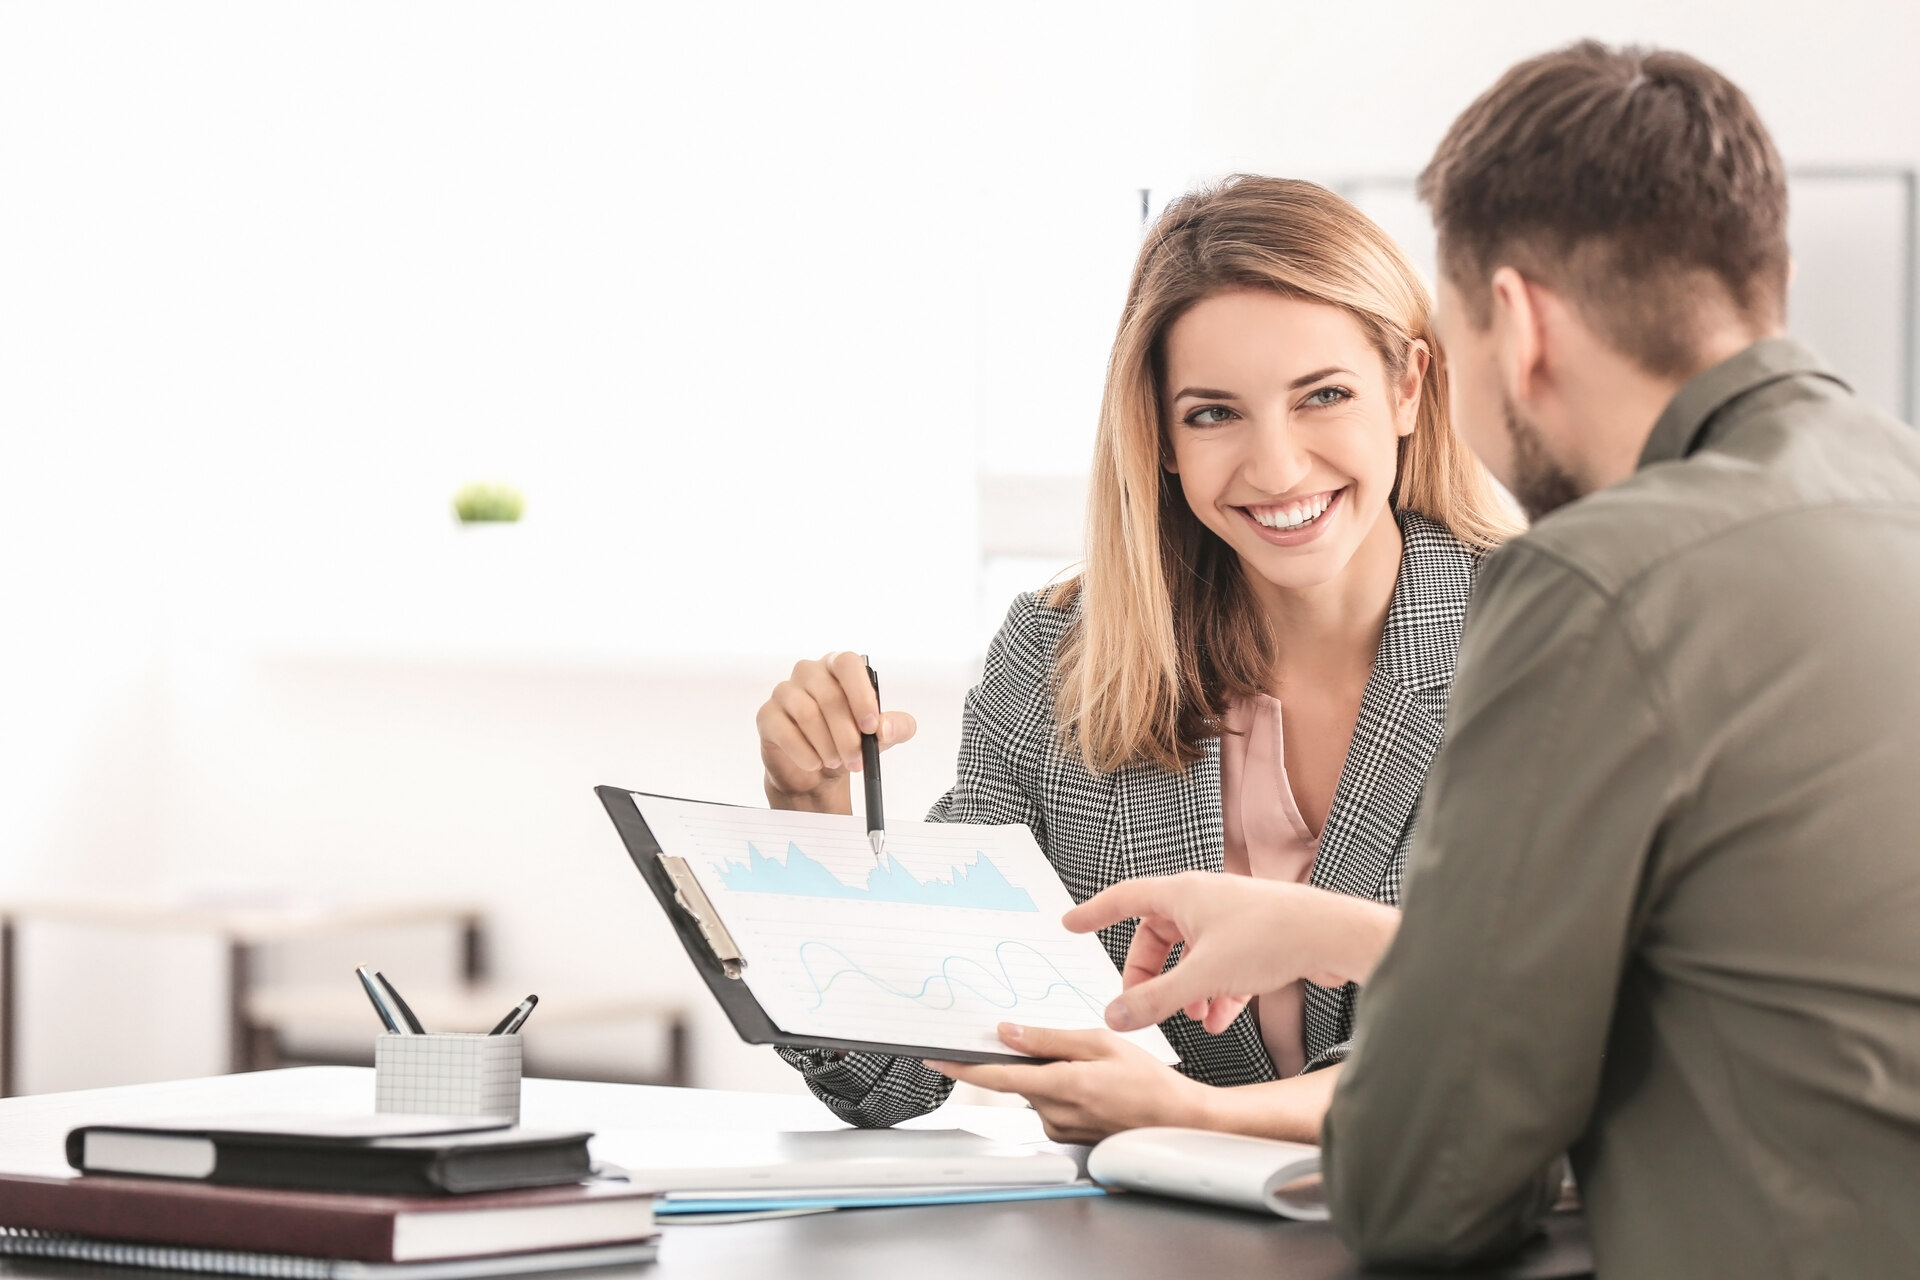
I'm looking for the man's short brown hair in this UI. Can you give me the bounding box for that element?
[1420,41,1789,377]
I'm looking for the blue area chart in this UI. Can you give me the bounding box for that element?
[715,842,1038,912]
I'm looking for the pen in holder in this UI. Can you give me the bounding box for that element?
[374,1033,523,1123]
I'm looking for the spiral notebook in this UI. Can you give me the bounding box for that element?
[0,1232,659,1280]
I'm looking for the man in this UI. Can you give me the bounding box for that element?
[1069,41,1920,1277]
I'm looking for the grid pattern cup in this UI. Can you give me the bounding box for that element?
[374,1032,522,1122]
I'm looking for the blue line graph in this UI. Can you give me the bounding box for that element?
[715,841,1037,912]
[797,939,1105,1014]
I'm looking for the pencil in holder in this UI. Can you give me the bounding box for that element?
[374,1033,522,1123]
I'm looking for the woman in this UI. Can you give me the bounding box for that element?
[755,176,1519,1140]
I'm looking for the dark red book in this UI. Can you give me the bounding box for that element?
[0,1173,655,1263]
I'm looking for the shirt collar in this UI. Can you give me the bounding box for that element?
[1638,337,1848,470]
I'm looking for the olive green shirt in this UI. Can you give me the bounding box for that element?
[1322,339,1920,1278]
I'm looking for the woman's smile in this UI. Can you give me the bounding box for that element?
[1234,485,1347,547]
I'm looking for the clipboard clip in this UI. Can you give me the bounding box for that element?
[659,855,746,979]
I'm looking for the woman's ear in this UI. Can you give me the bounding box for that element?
[1395,340,1431,439]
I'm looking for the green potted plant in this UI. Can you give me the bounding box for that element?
[452,482,525,524]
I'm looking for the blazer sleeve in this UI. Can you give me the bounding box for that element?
[1321,541,1669,1266]
[777,593,1061,1126]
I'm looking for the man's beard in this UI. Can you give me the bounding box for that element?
[1503,394,1583,521]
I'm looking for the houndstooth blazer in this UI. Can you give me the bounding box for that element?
[778,510,1479,1127]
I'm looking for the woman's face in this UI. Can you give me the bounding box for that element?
[1162,290,1423,594]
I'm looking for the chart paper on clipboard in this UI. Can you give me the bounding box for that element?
[631,794,1177,1063]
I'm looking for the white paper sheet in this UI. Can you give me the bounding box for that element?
[632,794,1177,1062]
[589,1127,1078,1191]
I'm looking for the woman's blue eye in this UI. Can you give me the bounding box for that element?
[1186,406,1234,426]
[1304,386,1353,407]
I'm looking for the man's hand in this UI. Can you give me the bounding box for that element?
[1064,872,1401,1035]
[926,1024,1209,1144]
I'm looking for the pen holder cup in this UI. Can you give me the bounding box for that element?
[374,1033,522,1124]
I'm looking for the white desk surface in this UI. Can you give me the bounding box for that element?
[0,1066,1047,1179]
[0,1068,1592,1279]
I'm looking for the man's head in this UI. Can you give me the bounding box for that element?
[1421,42,1789,518]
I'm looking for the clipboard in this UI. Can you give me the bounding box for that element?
[597,785,1038,1064]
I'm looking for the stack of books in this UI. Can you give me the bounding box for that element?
[0,1114,658,1277]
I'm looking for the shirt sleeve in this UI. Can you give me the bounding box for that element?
[1321,541,1676,1267]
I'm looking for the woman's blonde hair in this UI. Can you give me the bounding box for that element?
[1051,175,1522,775]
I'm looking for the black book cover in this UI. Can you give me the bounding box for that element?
[67,1118,594,1195]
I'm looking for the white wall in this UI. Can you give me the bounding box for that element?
[0,1,1186,1095]
[1192,0,1920,177]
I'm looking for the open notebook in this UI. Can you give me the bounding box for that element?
[1088,1128,1325,1220]
[615,791,1176,1064]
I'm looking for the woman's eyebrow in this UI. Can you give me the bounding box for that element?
[1172,368,1356,401]
[1289,365,1354,388]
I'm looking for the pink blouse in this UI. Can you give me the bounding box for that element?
[1217,694,1320,1076]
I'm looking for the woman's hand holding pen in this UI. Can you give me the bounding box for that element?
[1065,873,1403,1035]
[758,650,917,812]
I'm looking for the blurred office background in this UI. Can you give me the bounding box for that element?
[2,0,1914,1098]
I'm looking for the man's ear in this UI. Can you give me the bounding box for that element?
[1488,265,1545,409]
[1394,339,1430,439]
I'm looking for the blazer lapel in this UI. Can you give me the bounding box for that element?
[1309,674,1443,902]
[1309,512,1474,903]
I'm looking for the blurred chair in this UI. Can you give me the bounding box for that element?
[0,899,483,1095]
[0,899,687,1095]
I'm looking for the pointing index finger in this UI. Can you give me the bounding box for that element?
[1119,914,1181,990]
[1106,964,1211,1033]
[1063,877,1178,934]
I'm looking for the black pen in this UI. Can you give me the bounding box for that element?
[501,995,538,1036]
[862,656,886,864]
[489,994,539,1036]
[355,964,402,1033]
[375,970,428,1034]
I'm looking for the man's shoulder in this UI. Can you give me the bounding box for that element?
[1505,394,1920,602]
[1497,467,1746,601]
